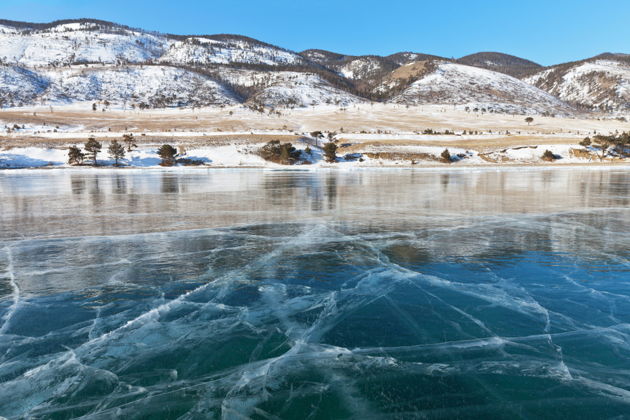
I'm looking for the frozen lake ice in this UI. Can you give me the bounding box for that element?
[1,168,630,418]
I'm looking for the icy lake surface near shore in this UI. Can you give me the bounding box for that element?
[1,169,630,418]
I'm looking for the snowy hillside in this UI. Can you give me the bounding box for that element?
[0,21,166,66]
[0,20,304,68]
[300,49,348,64]
[0,66,48,106]
[0,18,624,113]
[219,69,363,107]
[41,66,239,107]
[161,35,306,66]
[337,56,395,80]
[525,58,630,112]
[0,64,239,107]
[457,52,542,78]
[384,62,573,115]
[386,52,445,66]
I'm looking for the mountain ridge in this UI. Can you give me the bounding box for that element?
[0,18,626,114]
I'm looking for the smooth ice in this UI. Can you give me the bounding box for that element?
[0,169,629,418]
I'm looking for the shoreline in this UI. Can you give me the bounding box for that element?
[3,161,630,173]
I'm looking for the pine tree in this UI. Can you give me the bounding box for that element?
[541,150,556,161]
[68,145,85,165]
[441,148,452,163]
[84,137,102,166]
[157,144,177,166]
[579,137,591,147]
[122,133,137,152]
[591,134,620,161]
[108,140,126,166]
[323,142,337,163]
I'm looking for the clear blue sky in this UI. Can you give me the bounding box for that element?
[0,0,628,66]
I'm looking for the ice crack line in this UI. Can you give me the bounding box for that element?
[0,246,20,335]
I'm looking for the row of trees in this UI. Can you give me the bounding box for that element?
[68,138,126,166]
[579,132,630,161]
[69,140,182,167]
[68,133,138,166]
[257,140,338,164]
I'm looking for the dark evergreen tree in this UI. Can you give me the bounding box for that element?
[323,142,337,163]
[590,132,630,160]
[259,140,301,165]
[68,145,85,165]
[441,148,451,163]
[122,133,137,152]
[541,150,556,161]
[108,140,126,166]
[158,144,177,166]
[84,137,102,166]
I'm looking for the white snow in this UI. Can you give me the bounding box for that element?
[0,22,304,69]
[0,64,240,107]
[0,141,619,170]
[338,57,384,79]
[41,65,239,106]
[0,19,624,115]
[389,62,573,115]
[0,66,48,106]
[0,23,166,66]
[161,37,304,66]
[218,69,364,107]
[526,60,630,111]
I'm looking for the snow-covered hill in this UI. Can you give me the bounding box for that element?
[525,57,630,112]
[0,18,624,113]
[246,73,363,108]
[42,65,239,107]
[217,69,363,107]
[0,64,239,107]
[0,66,48,106]
[0,20,166,66]
[336,56,395,80]
[457,52,542,78]
[160,35,305,67]
[382,61,572,115]
[0,20,304,68]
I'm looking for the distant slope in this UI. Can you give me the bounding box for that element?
[0,20,166,66]
[0,20,305,68]
[301,50,399,88]
[386,52,446,66]
[0,64,240,107]
[161,34,306,67]
[457,52,542,78]
[212,68,364,108]
[0,66,49,107]
[41,65,240,107]
[525,55,630,112]
[0,18,625,113]
[379,61,572,115]
[300,49,349,64]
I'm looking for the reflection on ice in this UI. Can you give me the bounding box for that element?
[0,169,630,418]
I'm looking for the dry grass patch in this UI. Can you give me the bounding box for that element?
[364,151,440,162]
